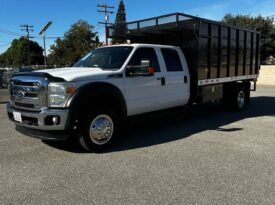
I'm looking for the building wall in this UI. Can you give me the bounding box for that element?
[257,66,275,86]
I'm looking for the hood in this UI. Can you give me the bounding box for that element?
[35,67,117,81]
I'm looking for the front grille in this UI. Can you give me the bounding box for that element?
[12,81,36,86]
[25,93,38,98]
[10,78,46,111]
[14,102,35,108]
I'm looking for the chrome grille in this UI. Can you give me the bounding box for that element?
[10,76,48,111]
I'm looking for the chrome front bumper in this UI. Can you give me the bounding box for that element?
[6,103,70,131]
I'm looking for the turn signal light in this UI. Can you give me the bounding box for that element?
[66,86,77,95]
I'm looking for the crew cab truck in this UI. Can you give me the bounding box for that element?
[6,13,260,152]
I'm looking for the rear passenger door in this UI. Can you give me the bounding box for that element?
[160,48,190,107]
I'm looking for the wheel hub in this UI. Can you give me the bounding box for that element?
[237,91,245,108]
[89,114,114,145]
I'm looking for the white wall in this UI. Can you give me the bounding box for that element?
[258,66,275,86]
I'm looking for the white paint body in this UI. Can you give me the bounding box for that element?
[39,44,190,116]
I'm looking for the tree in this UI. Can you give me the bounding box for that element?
[47,38,66,66]
[0,53,5,67]
[112,0,127,44]
[222,14,275,62]
[0,37,43,67]
[48,20,98,67]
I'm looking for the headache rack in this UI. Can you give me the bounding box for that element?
[107,12,261,89]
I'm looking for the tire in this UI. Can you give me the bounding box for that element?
[224,83,247,111]
[234,87,246,111]
[79,108,120,152]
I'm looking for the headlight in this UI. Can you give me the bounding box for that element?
[48,82,77,107]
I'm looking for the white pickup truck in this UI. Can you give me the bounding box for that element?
[7,13,260,152]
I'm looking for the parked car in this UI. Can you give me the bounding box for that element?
[14,67,34,72]
[0,70,5,88]
[1,67,34,88]
[7,13,260,152]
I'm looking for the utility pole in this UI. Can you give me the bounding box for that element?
[97,3,114,45]
[21,24,34,67]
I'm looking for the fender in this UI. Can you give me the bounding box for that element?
[66,82,127,120]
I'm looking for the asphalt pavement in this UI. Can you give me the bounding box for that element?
[0,88,9,104]
[0,86,274,204]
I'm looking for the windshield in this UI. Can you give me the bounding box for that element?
[73,46,133,70]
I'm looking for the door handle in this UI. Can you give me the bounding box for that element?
[157,77,165,86]
[184,76,188,83]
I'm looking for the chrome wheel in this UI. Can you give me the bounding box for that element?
[89,114,114,145]
[237,90,245,109]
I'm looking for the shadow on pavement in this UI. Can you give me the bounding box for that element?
[43,96,275,153]
[43,139,87,153]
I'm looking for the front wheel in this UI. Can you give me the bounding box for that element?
[79,108,120,152]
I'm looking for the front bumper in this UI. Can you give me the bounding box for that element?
[7,103,70,140]
[15,125,68,141]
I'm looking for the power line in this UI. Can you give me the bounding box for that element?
[0,42,11,48]
[94,23,105,30]
[33,36,63,39]
[21,24,34,66]
[44,36,63,39]
[97,3,114,45]
[0,40,9,43]
[0,28,23,37]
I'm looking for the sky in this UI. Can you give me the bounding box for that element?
[1,0,274,54]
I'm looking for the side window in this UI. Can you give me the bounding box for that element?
[161,48,183,72]
[128,48,160,72]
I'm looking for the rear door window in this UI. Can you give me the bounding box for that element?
[161,48,183,72]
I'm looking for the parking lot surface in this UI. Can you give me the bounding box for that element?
[0,86,274,204]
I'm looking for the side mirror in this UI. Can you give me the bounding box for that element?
[140,60,150,68]
[126,60,154,77]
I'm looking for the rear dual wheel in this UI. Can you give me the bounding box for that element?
[235,88,246,110]
[224,83,249,111]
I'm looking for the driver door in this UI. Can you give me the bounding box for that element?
[124,47,166,116]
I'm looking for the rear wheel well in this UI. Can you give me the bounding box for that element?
[223,81,251,110]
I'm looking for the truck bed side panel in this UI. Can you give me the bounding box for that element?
[198,22,260,81]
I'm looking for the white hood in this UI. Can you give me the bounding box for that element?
[36,67,117,81]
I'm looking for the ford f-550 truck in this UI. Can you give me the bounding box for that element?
[7,13,260,152]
